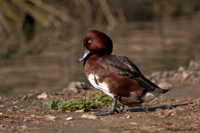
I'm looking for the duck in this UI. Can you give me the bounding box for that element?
[78,30,169,116]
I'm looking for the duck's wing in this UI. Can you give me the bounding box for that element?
[102,55,160,91]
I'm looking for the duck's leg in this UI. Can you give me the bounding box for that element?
[95,98,117,116]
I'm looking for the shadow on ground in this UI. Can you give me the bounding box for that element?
[127,102,192,112]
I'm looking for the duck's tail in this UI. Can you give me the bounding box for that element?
[161,89,170,94]
[143,88,170,103]
[153,88,170,95]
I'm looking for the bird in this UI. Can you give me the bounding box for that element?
[78,30,169,116]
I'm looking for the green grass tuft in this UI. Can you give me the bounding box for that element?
[43,91,113,112]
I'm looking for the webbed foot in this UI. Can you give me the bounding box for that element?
[95,98,124,116]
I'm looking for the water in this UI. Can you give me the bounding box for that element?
[0,16,200,95]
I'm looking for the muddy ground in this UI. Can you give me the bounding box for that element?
[0,58,200,133]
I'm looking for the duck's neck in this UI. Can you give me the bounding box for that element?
[83,54,101,66]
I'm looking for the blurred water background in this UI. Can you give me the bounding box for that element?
[0,0,200,95]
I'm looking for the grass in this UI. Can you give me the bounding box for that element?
[150,96,175,104]
[43,91,113,112]
[43,91,179,112]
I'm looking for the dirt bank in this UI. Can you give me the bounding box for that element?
[0,58,200,133]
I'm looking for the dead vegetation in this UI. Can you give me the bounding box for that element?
[1,0,200,60]
[0,0,126,35]
[138,99,200,132]
[0,0,127,60]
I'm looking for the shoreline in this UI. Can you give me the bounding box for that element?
[0,57,199,132]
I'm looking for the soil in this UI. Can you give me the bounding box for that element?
[0,59,200,133]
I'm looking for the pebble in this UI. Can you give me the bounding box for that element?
[31,115,43,119]
[0,105,5,108]
[20,109,25,112]
[13,102,17,104]
[66,117,73,121]
[0,125,5,127]
[20,125,28,129]
[62,81,89,93]
[182,72,189,80]
[75,110,84,113]
[81,114,98,119]
[178,66,185,72]
[158,82,173,89]
[129,122,139,125]
[37,92,48,99]
[126,115,132,119]
[44,115,56,121]
[64,122,69,125]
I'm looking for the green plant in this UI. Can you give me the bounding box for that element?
[150,96,175,104]
[43,91,113,112]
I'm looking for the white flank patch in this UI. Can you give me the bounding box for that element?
[143,93,156,103]
[88,74,113,98]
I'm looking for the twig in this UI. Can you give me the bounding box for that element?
[12,0,51,27]
[29,0,78,26]
[98,0,117,31]
[0,1,19,22]
[0,13,13,34]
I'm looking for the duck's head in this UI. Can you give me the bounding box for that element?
[78,30,113,62]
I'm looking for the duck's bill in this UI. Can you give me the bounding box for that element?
[78,47,90,63]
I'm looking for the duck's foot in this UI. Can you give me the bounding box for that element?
[95,98,124,116]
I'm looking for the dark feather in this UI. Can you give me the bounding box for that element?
[102,55,160,92]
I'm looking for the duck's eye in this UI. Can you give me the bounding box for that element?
[88,40,92,44]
